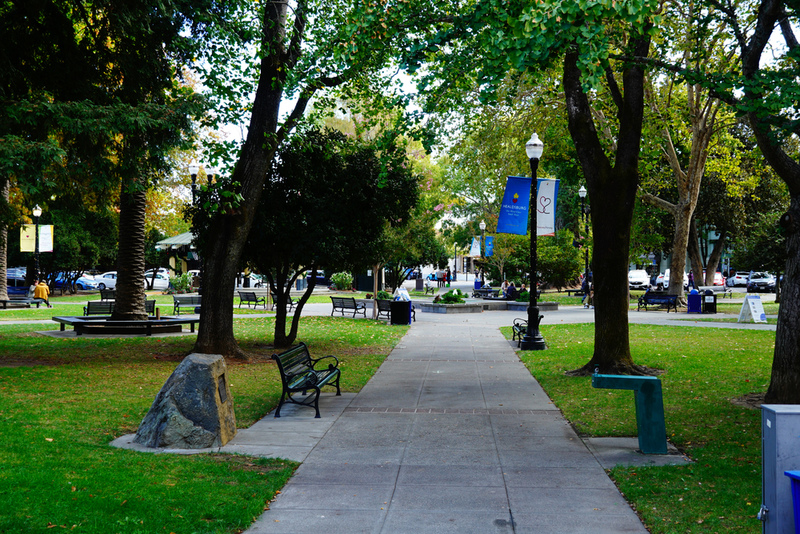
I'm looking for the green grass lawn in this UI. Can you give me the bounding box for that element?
[0,316,407,534]
[519,323,770,533]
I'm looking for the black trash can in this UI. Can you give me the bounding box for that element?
[702,290,717,314]
[416,277,424,291]
[390,300,412,325]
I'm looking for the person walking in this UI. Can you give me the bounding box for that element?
[688,270,695,289]
[33,280,52,308]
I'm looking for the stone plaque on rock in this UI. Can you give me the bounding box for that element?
[133,353,236,449]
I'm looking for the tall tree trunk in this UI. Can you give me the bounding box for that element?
[112,182,147,320]
[0,177,8,301]
[687,219,705,284]
[739,0,800,403]
[193,1,289,357]
[563,32,650,375]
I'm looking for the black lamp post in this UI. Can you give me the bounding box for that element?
[578,186,589,291]
[520,133,546,351]
[32,205,42,282]
[479,220,486,285]
[189,163,200,204]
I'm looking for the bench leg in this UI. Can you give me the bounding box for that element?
[274,391,286,418]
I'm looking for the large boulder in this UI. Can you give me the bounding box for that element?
[133,353,236,449]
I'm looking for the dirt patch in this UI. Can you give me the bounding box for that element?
[730,392,765,410]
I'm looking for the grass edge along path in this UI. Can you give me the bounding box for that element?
[512,322,770,534]
[0,316,407,534]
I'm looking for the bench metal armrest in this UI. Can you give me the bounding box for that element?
[312,354,339,370]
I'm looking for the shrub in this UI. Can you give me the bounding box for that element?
[516,290,530,302]
[376,290,392,300]
[168,273,192,294]
[330,272,354,291]
[439,288,466,304]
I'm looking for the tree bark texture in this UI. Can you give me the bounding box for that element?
[563,36,650,374]
[741,0,800,403]
[112,183,147,321]
[0,178,8,301]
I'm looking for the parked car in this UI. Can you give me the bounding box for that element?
[54,274,98,290]
[747,272,775,292]
[143,272,170,290]
[727,272,750,287]
[95,271,118,290]
[655,269,688,290]
[306,270,330,286]
[6,274,29,297]
[628,270,651,290]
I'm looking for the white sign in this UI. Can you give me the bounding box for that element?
[536,179,559,236]
[469,237,481,257]
[738,294,767,323]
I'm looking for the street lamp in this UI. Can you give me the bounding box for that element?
[578,186,589,297]
[479,220,486,285]
[32,205,42,282]
[520,133,546,350]
[189,163,200,204]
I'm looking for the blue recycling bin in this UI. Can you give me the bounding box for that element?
[687,291,701,313]
[785,471,800,534]
[474,279,482,291]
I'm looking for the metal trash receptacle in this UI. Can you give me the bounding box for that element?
[390,300,412,325]
[474,279,482,290]
[687,292,701,313]
[416,277,424,291]
[702,290,717,314]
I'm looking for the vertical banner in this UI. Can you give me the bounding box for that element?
[497,176,560,236]
[485,236,494,257]
[469,237,481,256]
[536,179,559,236]
[497,176,531,235]
[19,225,54,252]
[39,225,54,252]
[20,225,35,252]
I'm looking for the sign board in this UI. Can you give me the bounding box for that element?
[497,176,560,236]
[469,237,481,257]
[20,225,54,252]
[485,236,494,257]
[738,294,767,323]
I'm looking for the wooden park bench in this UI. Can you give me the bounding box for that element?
[238,291,266,309]
[565,289,585,297]
[330,296,366,318]
[271,342,341,418]
[636,291,679,313]
[99,289,116,301]
[172,294,201,315]
[697,285,733,299]
[376,299,392,320]
[512,318,527,348]
[472,287,500,299]
[0,297,45,309]
[84,300,156,316]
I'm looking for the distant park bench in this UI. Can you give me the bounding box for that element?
[330,296,366,318]
[84,300,155,316]
[271,291,296,312]
[99,289,116,301]
[172,294,201,315]
[0,297,45,309]
[637,291,679,313]
[238,291,266,309]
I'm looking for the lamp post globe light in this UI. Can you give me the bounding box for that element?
[32,205,42,282]
[479,219,486,285]
[520,133,546,351]
[578,186,589,293]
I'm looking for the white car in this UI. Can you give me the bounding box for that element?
[628,270,651,290]
[727,272,750,287]
[144,271,170,290]
[95,271,118,290]
[656,269,689,290]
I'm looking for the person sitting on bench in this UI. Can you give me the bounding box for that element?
[33,280,52,308]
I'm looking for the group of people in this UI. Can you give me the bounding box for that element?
[433,267,452,288]
[29,280,52,308]
[499,280,527,300]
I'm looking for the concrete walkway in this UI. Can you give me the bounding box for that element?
[245,316,649,534]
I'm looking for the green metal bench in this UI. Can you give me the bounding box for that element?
[637,291,679,312]
[591,368,667,454]
[272,342,341,418]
